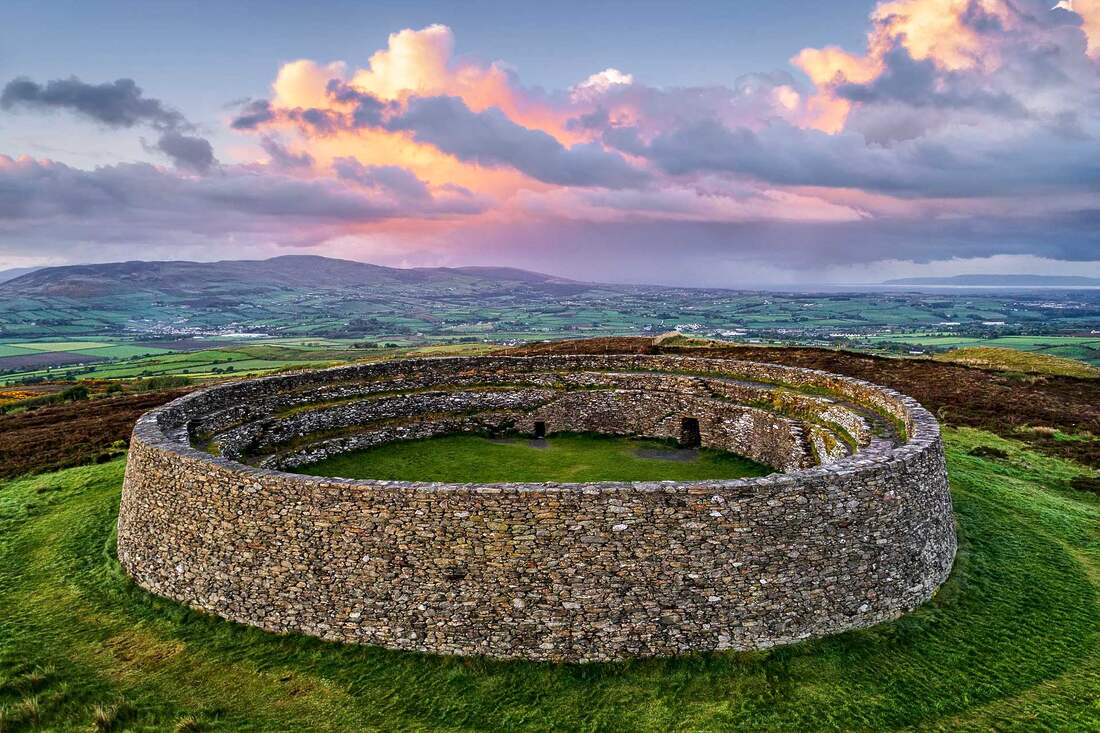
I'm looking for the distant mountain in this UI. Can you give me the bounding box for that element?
[0,255,572,298]
[0,266,41,284]
[884,274,1100,287]
[452,266,576,284]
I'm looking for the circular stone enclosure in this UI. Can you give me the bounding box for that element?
[118,355,956,662]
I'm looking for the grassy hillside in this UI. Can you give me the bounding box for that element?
[1,428,1099,731]
[934,346,1100,378]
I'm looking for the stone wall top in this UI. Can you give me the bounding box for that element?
[138,354,940,492]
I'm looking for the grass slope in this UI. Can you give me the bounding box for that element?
[297,434,770,483]
[0,429,1098,731]
[935,346,1100,379]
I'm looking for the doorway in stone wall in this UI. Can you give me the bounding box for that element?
[533,420,546,438]
[679,417,701,448]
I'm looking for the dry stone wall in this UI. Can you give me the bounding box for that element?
[117,355,956,662]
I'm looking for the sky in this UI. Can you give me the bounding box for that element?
[0,0,1098,286]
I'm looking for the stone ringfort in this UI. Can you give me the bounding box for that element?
[118,354,956,662]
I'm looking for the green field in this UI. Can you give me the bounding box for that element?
[3,284,1100,383]
[0,345,346,384]
[873,335,1100,348]
[1,428,1099,730]
[868,334,1100,366]
[69,345,175,359]
[297,434,770,483]
[5,341,113,352]
[0,341,502,386]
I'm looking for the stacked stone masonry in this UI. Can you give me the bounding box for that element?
[117,355,956,662]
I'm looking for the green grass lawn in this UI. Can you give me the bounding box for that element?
[297,434,771,483]
[1,428,1099,730]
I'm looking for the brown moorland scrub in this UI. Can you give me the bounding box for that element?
[0,389,191,478]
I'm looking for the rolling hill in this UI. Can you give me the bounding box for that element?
[0,255,602,339]
[0,266,41,284]
[0,255,572,298]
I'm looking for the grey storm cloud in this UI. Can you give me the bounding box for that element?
[260,136,315,169]
[386,95,649,189]
[233,88,650,189]
[455,214,1100,285]
[1,75,218,174]
[291,107,343,135]
[0,158,384,223]
[326,81,388,128]
[0,155,485,232]
[230,99,275,130]
[0,155,487,268]
[154,132,216,174]
[1,76,186,130]
[834,46,1028,117]
[231,84,388,133]
[626,117,1100,198]
[333,158,431,200]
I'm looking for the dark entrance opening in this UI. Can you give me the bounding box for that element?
[533,420,546,438]
[679,417,701,448]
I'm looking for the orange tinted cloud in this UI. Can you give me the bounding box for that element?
[255,24,587,204]
[254,28,570,202]
[871,0,1018,71]
[344,24,572,141]
[226,9,1096,250]
[1075,0,1100,57]
[792,46,882,131]
[273,60,348,110]
[793,0,1024,131]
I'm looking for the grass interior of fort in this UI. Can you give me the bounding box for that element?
[295,432,771,483]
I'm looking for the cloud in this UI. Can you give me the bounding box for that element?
[513,180,863,223]
[350,24,454,99]
[433,210,1100,287]
[571,68,635,100]
[153,132,216,174]
[0,154,488,260]
[231,99,275,130]
[833,45,1027,117]
[566,71,806,138]
[579,0,1100,200]
[632,117,1100,197]
[792,0,1100,131]
[386,95,648,188]
[4,9,1100,283]
[260,136,315,169]
[326,81,388,127]
[2,75,218,173]
[1,76,186,130]
[333,157,430,199]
